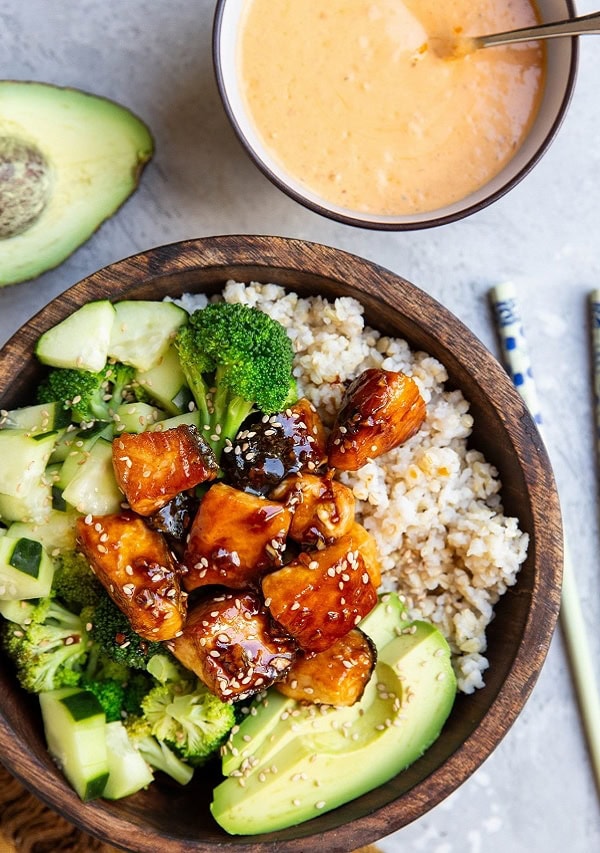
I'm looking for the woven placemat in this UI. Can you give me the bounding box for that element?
[0,763,118,853]
[0,764,382,853]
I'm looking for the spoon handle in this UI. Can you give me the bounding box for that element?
[477,10,600,48]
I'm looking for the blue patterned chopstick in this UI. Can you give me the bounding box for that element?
[490,281,600,797]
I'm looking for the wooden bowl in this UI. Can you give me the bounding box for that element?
[0,235,563,852]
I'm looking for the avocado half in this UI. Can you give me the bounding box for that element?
[0,81,154,287]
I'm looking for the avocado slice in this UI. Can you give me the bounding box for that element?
[211,593,457,835]
[0,81,154,287]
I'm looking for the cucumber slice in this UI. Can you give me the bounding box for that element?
[51,423,113,466]
[0,429,59,498]
[62,437,123,515]
[113,402,166,434]
[0,597,36,624]
[135,345,192,415]
[35,301,116,373]
[57,424,114,489]
[0,479,53,525]
[0,534,55,600]
[0,403,69,433]
[46,463,67,511]
[108,300,187,371]
[103,721,154,799]
[8,509,79,555]
[39,688,109,801]
[148,410,200,431]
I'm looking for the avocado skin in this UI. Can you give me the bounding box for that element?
[211,593,457,835]
[0,81,154,287]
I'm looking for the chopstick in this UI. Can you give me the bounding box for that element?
[490,281,600,797]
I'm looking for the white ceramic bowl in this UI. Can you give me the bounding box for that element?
[213,0,578,230]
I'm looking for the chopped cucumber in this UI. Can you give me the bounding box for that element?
[62,437,123,515]
[0,478,53,524]
[0,429,59,498]
[0,534,55,600]
[52,423,113,467]
[8,509,79,555]
[35,301,116,373]
[39,688,109,801]
[103,721,154,799]
[135,344,192,415]
[0,597,36,625]
[46,463,67,511]
[148,410,200,431]
[108,300,187,371]
[57,423,113,489]
[0,402,69,433]
[113,402,166,434]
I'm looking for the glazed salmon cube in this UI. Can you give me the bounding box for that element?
[261,528,379,653]
[167,589,297,702]
[182,483,292,590]
[275,628,376,706]
[76,511,186,641]
[271,472,356,547]
[328,368,426,470]
[112,424,218,516]
[347,522,381,587]
[221,397,328,496]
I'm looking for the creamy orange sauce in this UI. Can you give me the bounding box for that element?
[238,0,545,216]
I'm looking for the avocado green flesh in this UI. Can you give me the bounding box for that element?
[0,81,154,287]
[211,607,457,836]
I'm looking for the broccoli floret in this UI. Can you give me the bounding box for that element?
[86,593,163,670]
[81,675,126,722]
[146,653,191,685]
[140,679,236,767]
[125,716,194,786]
[1,597,89,693]
[37,362,136,426]
[174,302,296,458]
[81,637,154,721]
[122,670,154,717]
[52,551,104,613]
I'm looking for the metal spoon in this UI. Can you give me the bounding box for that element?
[433,9,600,58]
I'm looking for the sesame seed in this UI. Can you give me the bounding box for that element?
[315,800,326,809]
[264,597,272,607]
[290,601,300,611]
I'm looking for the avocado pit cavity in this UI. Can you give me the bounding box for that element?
[0,136,51,238]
